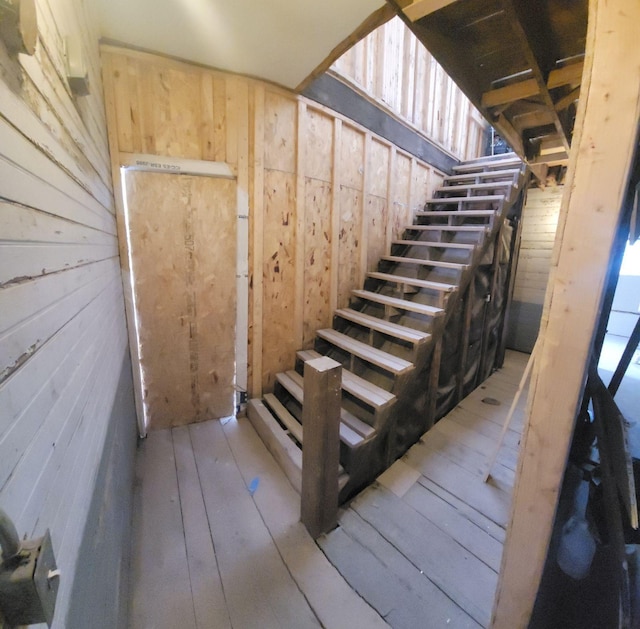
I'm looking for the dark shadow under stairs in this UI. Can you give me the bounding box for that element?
[249,153,529,501]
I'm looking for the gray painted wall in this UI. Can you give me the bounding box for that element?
[0,1,136,626]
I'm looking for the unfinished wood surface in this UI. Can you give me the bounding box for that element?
[301,357,342,538]
[493,2,640,626]
[320,350,528,628]
[124,171,236,428]
[102,47,445,400]
[129,417,387,628]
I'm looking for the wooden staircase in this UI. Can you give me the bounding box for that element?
[248,153,528,501]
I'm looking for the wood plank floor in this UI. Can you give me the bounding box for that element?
[318,350,530,629]
[129,349,529,628]
[128,414,388,628]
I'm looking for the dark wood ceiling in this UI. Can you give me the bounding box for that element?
[391,0,588,168]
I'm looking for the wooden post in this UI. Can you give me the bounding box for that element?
[301,356,342,538]
[492,1,640,626]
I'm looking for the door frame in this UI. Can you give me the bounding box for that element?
[117,153,246,436]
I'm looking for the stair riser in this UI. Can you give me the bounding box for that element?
[389,243,474,264]
[402,229,486,245]
[378,259,463,285]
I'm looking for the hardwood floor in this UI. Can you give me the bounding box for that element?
[319,350,530,628]
[128,415,387,628]
[129,350,529,628]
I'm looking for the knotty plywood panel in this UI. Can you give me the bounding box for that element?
[337,186,363,309]
[262,169,297,391]
[125,171,236,428]
[339,124,365,190]
[264,91,297,173]
[367,139,389,198]
[412,162,432,212]
[390,153,412,240]
[365,195,389,273]
[305,108,334,182]
[303,179,333,347]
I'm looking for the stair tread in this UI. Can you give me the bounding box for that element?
[444,168,521,183]
[367,271,458,292]
[248,399,349,494]
[317,329,414,375]
[392,239,475,250]
[436,182,513,193]
[275,371,368,447]
[381,255,468,270]
[415,209,497,217]
[404,225,489,232]
[423,194,505,204]
[263,393,303,443]
[452,157,522,173]
[297,349,395,412]
[335,308,431,344]
[352,289,445,317]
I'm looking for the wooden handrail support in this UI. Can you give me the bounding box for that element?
[300,356,342,538]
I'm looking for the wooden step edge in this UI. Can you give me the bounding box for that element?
[436,182,513,192]
[352,289,445,317]
[392,239,475,250]
[462,151,519,164]
[335,308,431,344]
[278,369,372,445]
[443,168,521,183]
[317,329,414,376]
[367,271,458,292]
[247,399,302,493]
[452,158,522,173]
[381,255,469,271]
[422,194,506,204]
[263,393,303,443]
[414,209,497,217]
[297,349,395,413]
[404,225,490,233]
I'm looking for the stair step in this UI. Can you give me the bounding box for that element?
[263,393,304,443]
[404,225,490,233]
[452,156,522,172]
[392,239,475,250]
[414,209,497,219]
[443,168,521,184]
[422,194,505,206]
[275,370,374,445]
[462,151,519,164]
[436,182,513,195]
[368,271,457,293]
[247,399,349,495]
[297,349,395,412]
[381,255,468,270]
[317,329,414,376]
[352,289,445,318]
[334,308,431,345]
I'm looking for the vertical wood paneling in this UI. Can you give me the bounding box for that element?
[101,48,446,399]
[0,3,133,628]
[330,16,487,161]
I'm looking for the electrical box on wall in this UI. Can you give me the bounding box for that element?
[0,0,37,55]
[65,35,90,96]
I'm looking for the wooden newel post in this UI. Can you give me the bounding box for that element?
[301,356,342,538]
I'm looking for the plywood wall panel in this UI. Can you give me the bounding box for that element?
[337,186,363,309]
[303,179,333,347]
[368,139,390,197]
[264,90,297,173]
[390,153,413,241]
[339,124,365,190]
[262,169,297,391]
[305,108,334,182]
[365,195,389,273]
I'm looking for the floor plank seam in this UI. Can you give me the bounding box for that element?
[348,500,485,627]
[186,423,234,629]
[170,429,201,627]
[219,418,326,629]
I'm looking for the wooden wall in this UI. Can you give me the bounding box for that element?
[0,1,134,627]
[101,47,446,399]
[506,186,563,352]
[331,16,487,162]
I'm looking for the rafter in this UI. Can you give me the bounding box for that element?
[398,0,459,22]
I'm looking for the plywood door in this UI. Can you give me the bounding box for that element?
[124,171,236,429]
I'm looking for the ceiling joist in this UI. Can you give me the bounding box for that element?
[399,0,459,22]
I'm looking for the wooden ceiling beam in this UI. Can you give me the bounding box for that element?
[500,0,571,155]
[481,78,540,108]
[547,60,584,89]
[512,108,555,131]
[399,0,460,22]
[554,86,580,111]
